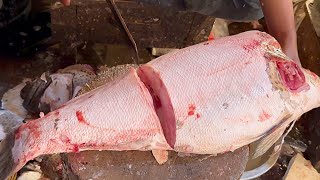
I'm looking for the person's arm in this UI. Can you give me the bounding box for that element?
[259,0,301,65]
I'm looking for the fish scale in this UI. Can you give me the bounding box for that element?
[9,69,170,176]
[140,31,289,154]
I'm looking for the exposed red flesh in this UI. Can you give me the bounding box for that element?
[276,61,308,92]
[137,65,176,148]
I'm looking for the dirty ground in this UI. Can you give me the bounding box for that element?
[0,0,319,179]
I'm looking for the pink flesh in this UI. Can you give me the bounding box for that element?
[276,61,308,92]
[137,65,176,148]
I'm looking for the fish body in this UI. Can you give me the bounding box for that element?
[0,30,320,179]
[9,68,170,174]
[138,30,319,155]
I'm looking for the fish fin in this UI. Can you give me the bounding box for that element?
[0,132,17,180]
[249,115,296,159]
[77,64,137,96]
[152,150,168,165]
[249,125,286,159]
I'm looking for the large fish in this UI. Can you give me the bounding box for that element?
[0,30,319,179]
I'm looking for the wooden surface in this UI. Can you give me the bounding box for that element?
[50,0,215,50]
[41,146,249,180]
[283,153,320,180]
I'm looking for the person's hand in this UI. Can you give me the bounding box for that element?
[260,0,302,66]
[60,0,70,6]
[281,42,302,66]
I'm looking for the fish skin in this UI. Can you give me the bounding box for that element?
[10,68,170,175]
[76,64,169,164]
[0,30,320,179]
[140,30,320,154]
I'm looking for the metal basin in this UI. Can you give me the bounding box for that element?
[240,139,282,180]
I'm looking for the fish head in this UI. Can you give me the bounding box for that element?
[262,35,320,116]
[249,56,320,159]
[271,57,320,116]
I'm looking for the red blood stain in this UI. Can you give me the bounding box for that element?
[76,111,90,125]
[208,32,215,41]
[188,104,196,116]
[15,127,23,140]
[146,84,162,109]
[32,127,41,139]
[153,95,162,109]
[196,113,201,119]
[244,61,252,65]
[242,40,261,52]
[188,111,195,116]
[15,121,41,140]
[259,111,272,122]
[73,144,79,153]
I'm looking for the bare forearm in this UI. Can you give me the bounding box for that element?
[260,0,299,63]
[260,0,296,47]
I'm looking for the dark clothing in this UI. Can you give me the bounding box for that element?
[135,0,264,21]
[0,0,51,56]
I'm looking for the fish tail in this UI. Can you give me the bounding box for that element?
[0,132,17,180]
